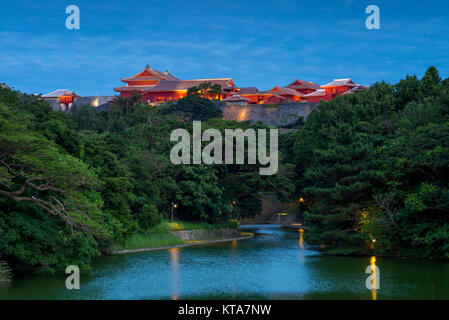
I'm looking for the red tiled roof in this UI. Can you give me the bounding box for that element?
[114,85,156,92]
[321,78,359,88]
[42,89,78,98]
[142,78,236,92]
[263,86,304,96]
[342,86,370,94]
[123,76,166,81]
[224,94,250,102]
[121,65,177,82]
[262,94,286,103]
[303,89,326,97]
[238,87,259,95]
[287,79,320,90]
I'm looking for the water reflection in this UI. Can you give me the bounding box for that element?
[230,240,238,299]
[169,248,179,300]
[298,228,305,251]
[370,256,380,300]
[1,225,449,300]
[369,256,378,300]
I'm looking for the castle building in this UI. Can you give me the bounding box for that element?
[303,89,328,103]
[321,78,361,97]
[113,65,178,98]
[286,79,320,95]
[235,87,264,104]
[41,89,115,112]
[41,89,79,111]
[113,65,369,106]
[223,94,251,105]
[262,86,304,103]
[141,78,237,103]
[114,65,237,103]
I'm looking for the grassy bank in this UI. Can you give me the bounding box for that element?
[121,219,240,250]
[155,219,239,232]
[121,233,185,250]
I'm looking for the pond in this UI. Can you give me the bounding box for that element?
[1,225,448,299]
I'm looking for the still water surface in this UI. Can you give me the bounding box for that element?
[1,225,448,299]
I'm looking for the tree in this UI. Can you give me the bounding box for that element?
[0,104,105,234]
[187,82,222,99]
[289,66,449,258]
[419,66,441,97]
[166,94,223,121]
[110,91,142,116]
[0,102,113,273]
[138,204,162,230]
[69,104,106,132]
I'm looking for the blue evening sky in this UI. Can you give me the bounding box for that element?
[0,0,448,95]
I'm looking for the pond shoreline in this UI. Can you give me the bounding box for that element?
[113,234,254,255]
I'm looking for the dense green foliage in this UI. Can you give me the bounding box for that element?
[165,94,223,121]
[2,66,447,277]
[288,67,449,258]
[0,88,292,274]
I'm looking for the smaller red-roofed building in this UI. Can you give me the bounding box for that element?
[302,89,331,103]
[237,87,262,104]
[237,87,277,104]
[263,86,304,102]
[41,89,80,111]
[343,85,370,94]
[321,78,360,98]
[224,94,251,105]
[261,94,287,104]
[286,79,320,95]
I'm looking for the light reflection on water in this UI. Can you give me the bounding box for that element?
[1,224,449,300]
[370,256,378,301]
[169,248,179,300]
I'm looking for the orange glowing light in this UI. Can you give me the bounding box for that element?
[298,228,305,250]
[91,97,99,107]
[370,256,378,300]
[237,108,248,121]
[170,247,179,300]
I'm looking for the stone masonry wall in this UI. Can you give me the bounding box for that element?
[220,102,318,126]
[171,228,242,241]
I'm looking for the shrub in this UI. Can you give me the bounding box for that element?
[138,204,162,230]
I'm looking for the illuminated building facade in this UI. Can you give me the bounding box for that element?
[41,89,79,111]
[114,65,369,105]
